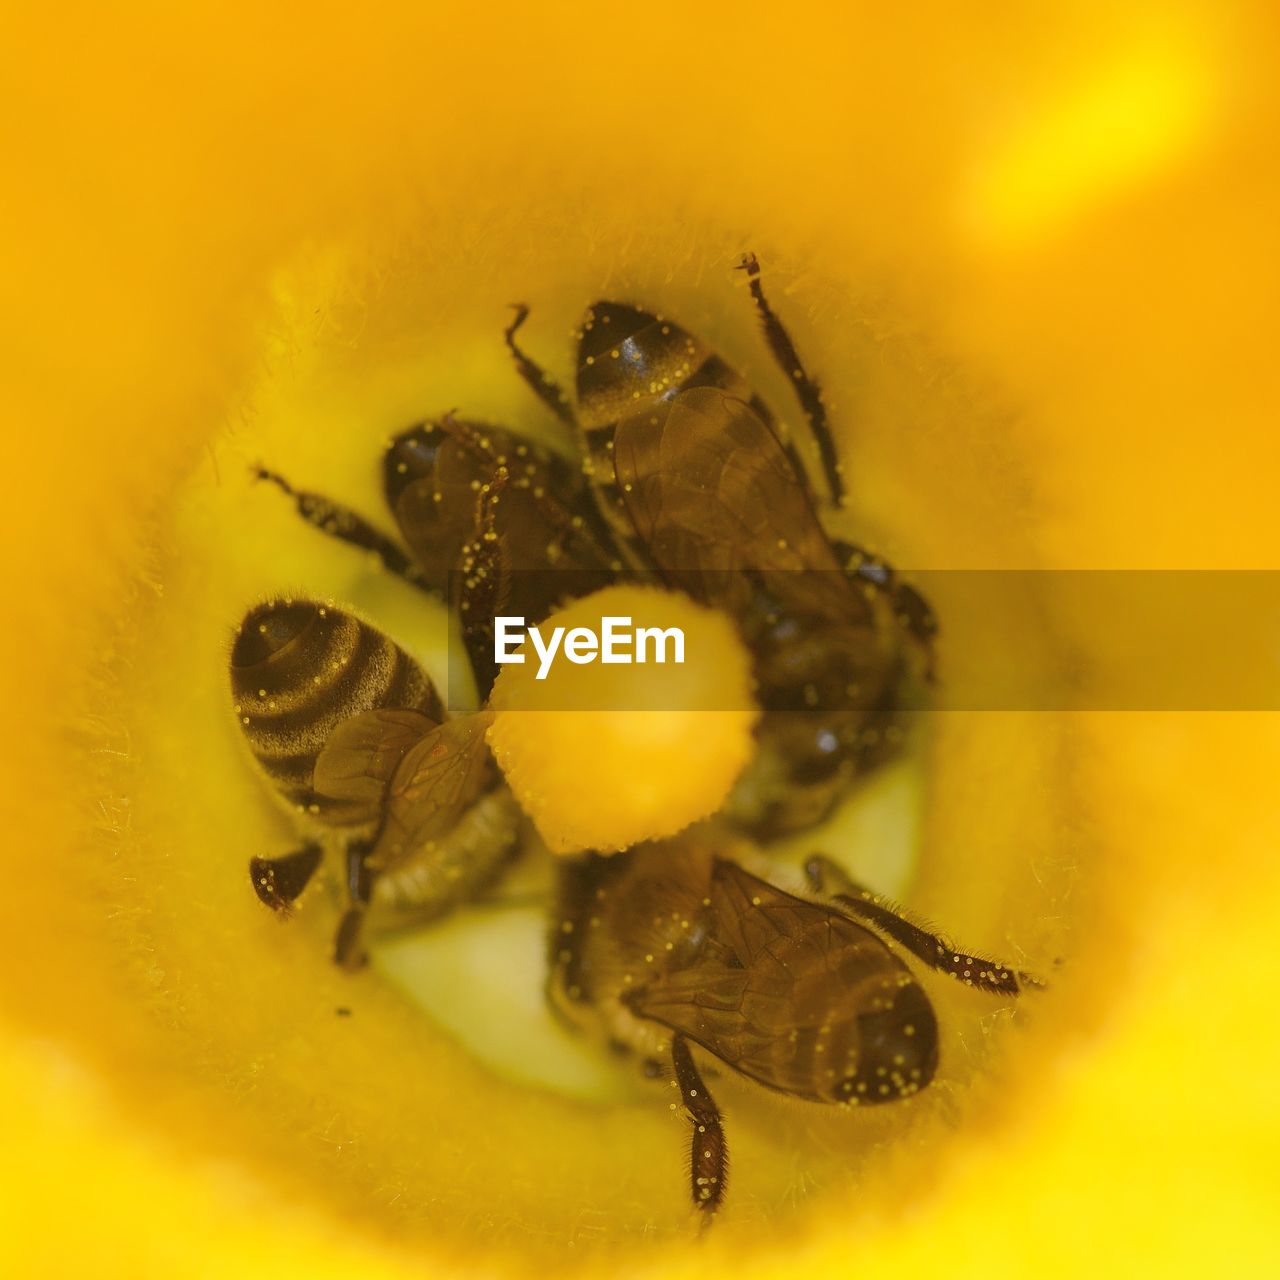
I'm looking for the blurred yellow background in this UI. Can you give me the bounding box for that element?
[2,1,1279,1276]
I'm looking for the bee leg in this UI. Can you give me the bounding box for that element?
[671,1034,727,1223]
[253,466,433,594]
[832,539,939,677]
[735,252,844,508]
[804,855,1042,995]
[504,304,577,432]
[248,842,323,913]
[333,839,375,972]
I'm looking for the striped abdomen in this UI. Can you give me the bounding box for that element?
[230,598,443,828]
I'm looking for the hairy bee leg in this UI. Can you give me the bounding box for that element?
[804,855,1040,995]
[333,840,375,971]
[248,843,323,913]
[736,252,844,508]
[832,539,939,681]
[253,467,432,594]
[333,907,366,971]
[504,304,577,432]
[671,1033,727,1223]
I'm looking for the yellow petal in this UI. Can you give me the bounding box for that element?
[2,2,1279,1277]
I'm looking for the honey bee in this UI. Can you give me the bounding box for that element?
[238,392,635,960]
[550,835,1036,1221]
[230,596,520,967]
[505,254,938,836]
[255,412,619,700]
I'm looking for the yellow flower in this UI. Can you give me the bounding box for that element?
[2,2,1279,1276]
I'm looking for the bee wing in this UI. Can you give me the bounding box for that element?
[705,858,912,987]
[311,708,438,816]
[395,418,618,701]
[629,860,820,1063]
[704,857,822,964]
[627,964,755,1050]
[392,431,494,590]
[633,859,917,1099]
[368,711,496,872]
[613,386,852,614]
[394,417,616,584]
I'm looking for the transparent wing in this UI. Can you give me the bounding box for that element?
[627,859,814,1055]
[630,858,915,1099]
[367,711,496,872]
[392,417,617,586]
[311,708,438,820]
[395,417,619,700]
[613,386,859,619]
[391,424,495,590]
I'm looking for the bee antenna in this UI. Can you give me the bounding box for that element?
[253,465,295,497]
[504,303,531,341]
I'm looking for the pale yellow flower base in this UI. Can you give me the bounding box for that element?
[2,3,1279,1277]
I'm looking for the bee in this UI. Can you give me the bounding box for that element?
[238,381,635,960]
[230,595,520,967]
[550,836,1036,1222]
[505,254,938,837]
[255,412,620,700]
